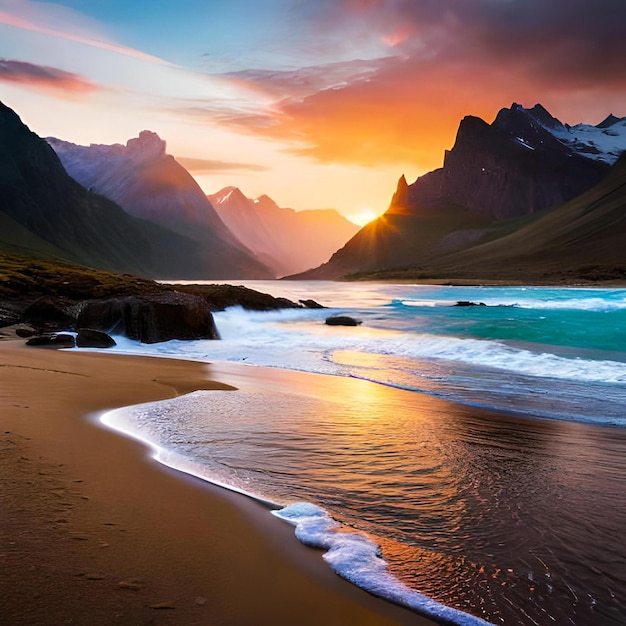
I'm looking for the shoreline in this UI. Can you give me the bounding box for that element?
[0,340,432,625]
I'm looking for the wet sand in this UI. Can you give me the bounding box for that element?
[0,340,432,625]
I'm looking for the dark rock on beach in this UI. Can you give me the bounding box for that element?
[325,315,362,326]
[75,329,116,348]
[21,296,74,329]
[26,333,76,348]
[0,253,306,343]
[77,292,219,344]
[15,326,36,338]
[454,301,487,307]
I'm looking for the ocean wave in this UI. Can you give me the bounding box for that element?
[396,294,626,312]
[208,307,626,384]
[274,503,493,625]
[105,306,626,386]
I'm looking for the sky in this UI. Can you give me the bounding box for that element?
[1,0,625,225]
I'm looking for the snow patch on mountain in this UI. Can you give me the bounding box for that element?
[519,104,626,164]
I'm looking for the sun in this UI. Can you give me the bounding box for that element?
[349,209,381,226]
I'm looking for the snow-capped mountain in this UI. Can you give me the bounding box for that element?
[518,104,625,165]
[47,133,272,279]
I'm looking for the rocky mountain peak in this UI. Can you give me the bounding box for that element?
[388,174,410,212]
[597,113,624,129]
[126,130,166,162]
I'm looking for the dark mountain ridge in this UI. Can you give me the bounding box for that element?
[426,153,626,282]
[397,103,610,220]
[294,103,624,281]
[0,101,203,277]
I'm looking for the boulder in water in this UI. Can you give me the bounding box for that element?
[325,315,362,326]
[454,301,487,307]
[76,329,116,348]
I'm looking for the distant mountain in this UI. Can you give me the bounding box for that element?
[295,103,624,280]
[48,133,272,278]
[208,187,359,276]
[0,101,212,278]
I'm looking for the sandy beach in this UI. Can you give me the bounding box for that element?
[0,340,432,625]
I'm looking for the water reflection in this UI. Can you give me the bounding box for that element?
[114,364,626,625]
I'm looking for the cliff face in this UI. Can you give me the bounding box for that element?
[401,104,610,220]
[428,153,626,281]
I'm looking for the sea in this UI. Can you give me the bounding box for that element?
[93,282,626,625]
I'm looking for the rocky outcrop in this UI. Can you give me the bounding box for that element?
[21,297,74,330]
[77,292,219,344]
[26,333,75,348]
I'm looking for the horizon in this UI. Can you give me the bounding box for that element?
[1,0,625,225]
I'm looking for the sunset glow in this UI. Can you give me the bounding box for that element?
[0,0,624,218]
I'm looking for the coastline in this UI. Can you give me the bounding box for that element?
[0,340,432,625]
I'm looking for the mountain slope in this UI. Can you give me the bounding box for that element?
[0,101,215,278]
[208,187,286,275]
[48,134,272,278]
[428,153,626,281]
[209,187,359,276]
[295,103,622,280]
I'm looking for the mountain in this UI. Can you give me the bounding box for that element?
[295,103,623,280]
[208,187,359,276]
[0,101,214,278]
[424,153,626,282]
[47,133,272,278]
[207,187,286,275]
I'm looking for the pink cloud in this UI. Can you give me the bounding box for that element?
[0,58,98,95]
[0,10,165,64]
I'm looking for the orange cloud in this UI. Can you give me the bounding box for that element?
[199,0,626,172]
[175,156,268,173]
[0,58,97,95]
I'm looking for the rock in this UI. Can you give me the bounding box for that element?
[15,327,36,338]
[76,292,219,344]
[454,301,487,307]
[26,334,76,348]
[299,299,326,309]
[76,329,116,348]
[325,315,362,326]
[21,297,74,329]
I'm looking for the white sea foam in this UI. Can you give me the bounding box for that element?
[273,503,493,625]
[398,295,626,312]
[102,305,626,386]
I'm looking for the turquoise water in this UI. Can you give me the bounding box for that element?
[98,283,626,625]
